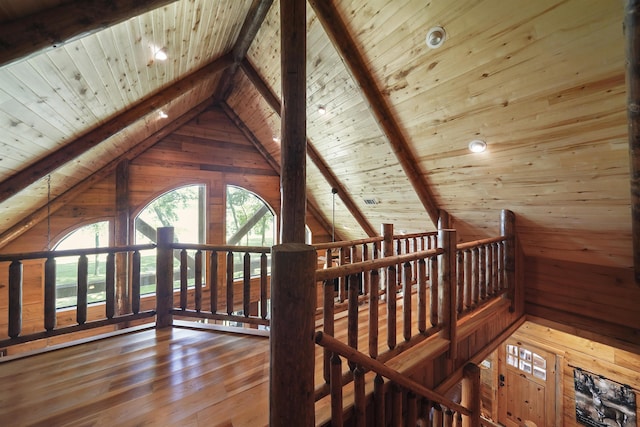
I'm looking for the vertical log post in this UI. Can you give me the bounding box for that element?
[382,223,393,294]
[156,227,174,328]
[461,363,481,427]
[8,260,23,338]
[280,0,307,244]
[438,229,457,362]
[105,252,115,319]
[374,374,385,427]
[369,269,380,358]
[131,250,141,314]
[625,0,640,285]
[44,257,56,331]
[115,160,130,316]
[77,254,88,324]
[270,243,316,427]
[500,209,517,312]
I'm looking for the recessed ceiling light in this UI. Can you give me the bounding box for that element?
[154,48,168,61]
[158,111,168,119]
[272,135,280,142]
[468,139,487,153]
[426,26,446,49]
[318,105,326,115]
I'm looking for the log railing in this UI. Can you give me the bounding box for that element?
[167,240,271,328]
[0,243,157,347]
[315,331,481,427]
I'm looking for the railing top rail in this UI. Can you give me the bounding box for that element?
[393,231,437,240]
[314,331,472,417]
[456,235,506,251]
[0,243,157,263]
[316,248,443,282]
[313,236,384,250]
[171,242,271,254]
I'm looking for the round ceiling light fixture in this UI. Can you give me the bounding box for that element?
[468,139,487,153]
[426,26,446,49]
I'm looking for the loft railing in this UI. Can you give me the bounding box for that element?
[0,243,156,347]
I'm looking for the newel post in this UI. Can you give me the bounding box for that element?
[500,209,517,313]
[156,227,174,328]
[438,228,458,362]
[270,243,317,426]
[461,363,481,427]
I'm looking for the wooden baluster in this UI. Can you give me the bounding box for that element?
[195,250,202,312]
[338,247,346,303]
[392,383,402,426]
[412,237,418,282]
[479,246,486,301]
[444,409,454,427]
[323,279,335,384]
[402,261,412,341]
[486,243,494,296]
[330,353,344,427]
[44,257,56,331]
[417,258,427,334]
[405,238,412,282]
[418,398,431,426]
[369,269,379,358]
[243,252,250,317]
[455,412,463,427]
[464,249,472,311]
[105,252,115,319]
[180,249,188,310]
[498,241,505,291]
[396,238,402,285]
[432,404,443,427]
[471,247,479,307]
[374,374,385,427]
[492,243,499,295]
[131,250,141,314]
[210,251,218,314]
[77,254,88,324]
[348,273,359,370]
[8,260,23,338]
[456,251,464,313]
[387,265,397,350]
[362,243,369,295]
[429,256,438,327]
[407,392,418,427]
[226,251,234,315]
[354,366,366,427]
[260,252,268,319]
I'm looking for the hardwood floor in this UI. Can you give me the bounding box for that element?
[0,326,271,427]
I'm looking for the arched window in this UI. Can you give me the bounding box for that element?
[55,221,110,309]
[226,185,276,278]
[135,184,206,292]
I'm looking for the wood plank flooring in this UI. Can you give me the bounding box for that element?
[0,292,434,426]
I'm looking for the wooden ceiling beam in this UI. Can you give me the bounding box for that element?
[0,97,214,249]
[214,0,274,101]
[308,0,441,226]
[0,0,178,68]
[0,53,234,205]
[241,59,378,237]
[220,101,342,241]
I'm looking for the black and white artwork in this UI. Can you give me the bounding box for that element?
[574,368,636,427]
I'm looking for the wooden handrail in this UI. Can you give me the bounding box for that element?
[316,248,444,282]
[314,331,472,417]
[0,243,156,262]
[172,242,271,253]
[456,236,506,251]
[313,236,383,250]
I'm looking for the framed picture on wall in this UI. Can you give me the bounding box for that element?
[574,368,636,427]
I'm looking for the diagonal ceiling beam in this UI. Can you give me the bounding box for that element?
[308,0,440,226]
[0,0,179,68]
[220,102,343,241]
[0,53,234,205]
[214,0,274,101]
[240,59,378,237]
[0,97,214,249]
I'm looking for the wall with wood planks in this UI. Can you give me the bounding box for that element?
[0,106,331,351]
[511,321,640,427]
[524,256,640,348]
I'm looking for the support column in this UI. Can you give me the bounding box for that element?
[500,209,517,313]
[279,0,307,244]
[625,0,640,285]
[156,227,174,328]
[270,243,316,426]
[461,363,481,427]
[438,229,457,362]
[115,160,130,316]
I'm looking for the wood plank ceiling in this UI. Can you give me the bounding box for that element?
[0,0,631,270]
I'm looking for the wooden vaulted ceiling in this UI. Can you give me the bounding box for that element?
[0,1,631,270]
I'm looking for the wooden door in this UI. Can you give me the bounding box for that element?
[498,339,556,427]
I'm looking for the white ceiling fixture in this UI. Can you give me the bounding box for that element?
[426,26,446,49]
[468,139,487,153]
[154,48,168,61]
